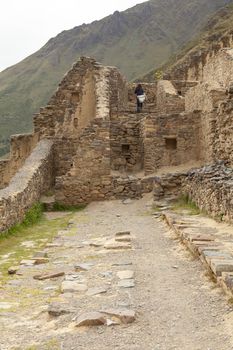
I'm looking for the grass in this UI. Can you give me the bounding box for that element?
[0,204,75,284]
[172,194,201,216]
[52,202,86,212]
[0,203,44,240]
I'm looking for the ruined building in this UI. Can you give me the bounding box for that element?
[0,33,233,232]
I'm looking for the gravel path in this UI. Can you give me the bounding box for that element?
[1,195,233,349]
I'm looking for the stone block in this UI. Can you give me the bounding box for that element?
[210,259,233,277]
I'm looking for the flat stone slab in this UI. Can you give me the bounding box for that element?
[188,234,215,242]
[86,287,107,296]
[74,263,94,271]
[61,281,88,293]
[118,279,135,288]
[20,259,36,266]
[117,270,134,280]
[210,259,233,277]
[100,309,136,324]
[202,250,232,263]
[75,312,106,327]
[104,239,132,250]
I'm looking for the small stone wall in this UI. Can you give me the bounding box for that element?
[0,140,54,233]
[0,133,39,189]
[154,172,188,200]
[183,162,233,223]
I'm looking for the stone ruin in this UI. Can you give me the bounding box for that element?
[0,37,233,232]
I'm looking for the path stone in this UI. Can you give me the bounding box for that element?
[115,231,131,237]
[0,302,19,310]
[8,266,20,275]
[86,287,108,296]
[210,259,233,277]
[118,279,135,288]
[33,251,48,258]
[117,270,134,280]
[20,259,36,266]
[61,281,88,293]
[32,257,49,265]
[115,236,131,243]
[74,263,94,271]
[100,309,136,324]
[104,239,132,250]
[33,271,65,280]
[74,312,106,327]
[112,262,132,267]
[48,303,75,317]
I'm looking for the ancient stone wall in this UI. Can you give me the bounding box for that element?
[0,133,38,189]
[142,112,201,175]
[166,31,233,81]
[214,94,233,167]
[110,114,143,172]
[0,140,54,233]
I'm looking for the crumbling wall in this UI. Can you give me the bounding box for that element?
[34,57,101,139]
[0,140,54,233]
[157,80,185,114]
[0,133,38,189]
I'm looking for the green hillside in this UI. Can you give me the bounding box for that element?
[0,0,232,155]
[141,3,233,81]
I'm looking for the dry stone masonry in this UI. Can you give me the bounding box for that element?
[1,42,233,231]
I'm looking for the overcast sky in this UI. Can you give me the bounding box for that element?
[0,0,146,72]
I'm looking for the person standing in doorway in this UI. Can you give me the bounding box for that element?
[134,84,145,113]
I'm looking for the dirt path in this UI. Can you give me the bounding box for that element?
[1,195,233,350]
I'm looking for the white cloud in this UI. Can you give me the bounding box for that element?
[0,0,146,71]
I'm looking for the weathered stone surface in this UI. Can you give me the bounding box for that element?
[61,281,88,293]
[74,312,106,327]
[48,303,74,317]
[117,270,134,280]
[74,263,94,271]
[210,259,233,277]
[100,309,136,324]
[115,231,131,237]
[104,239,132,250]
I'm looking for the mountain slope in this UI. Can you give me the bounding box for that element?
[0,0,232,155]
